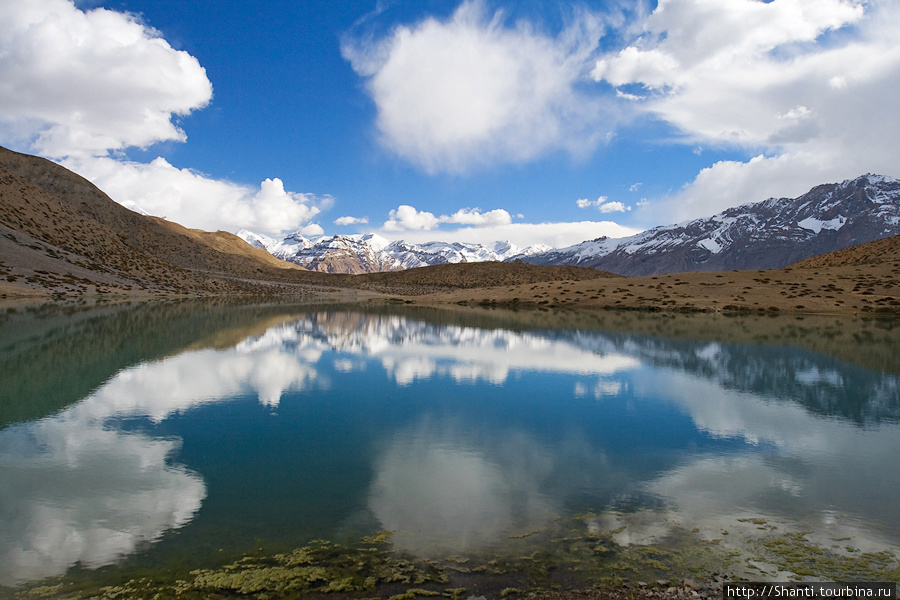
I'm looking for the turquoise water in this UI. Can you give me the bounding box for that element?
[1,303,899,590]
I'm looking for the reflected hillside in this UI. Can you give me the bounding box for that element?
[258,308,900,425]
[347,304,900,374]
[3,301,897,429]
[0,300,315,427]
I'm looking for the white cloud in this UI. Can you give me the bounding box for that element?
[0,1,330,237]
[383,205,441,231]
[377,219,641,249]
[443,207,512,227]
[382,205,513,231]
[592,0,900,221]
[599,200,628,213]
[0,0,211,158]
[297,223,325,236]
[342,0,610,173]
[64,156,328,236]
[577,196,629,213]
[334,215,369,226]
[577,196,605,208]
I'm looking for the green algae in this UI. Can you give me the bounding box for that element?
[11,518,900,599]
[12,534,447,600]
[751,532,900,583]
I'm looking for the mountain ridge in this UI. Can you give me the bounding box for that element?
[2,144,898,318]
[238,229,551,274]
[521,174,900,275]
[240,174,900,277]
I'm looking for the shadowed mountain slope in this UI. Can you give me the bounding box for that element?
[522,175,900,275]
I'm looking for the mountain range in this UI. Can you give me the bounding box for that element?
[523,174,900,275]
[2,142,899,318]
[242,174,900,276]
[237,230,550,274]
[0,145,606,299]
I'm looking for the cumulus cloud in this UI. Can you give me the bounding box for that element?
[342,0,610,173]
[378,219,641,250]
[334,215,369,226]
[443,207,512,227]
[383,205,441,231]
[592,0,900,220]
[382,205,512,231]
[0,0,211,158]
[64,156,328,237]
[0,0,328,236]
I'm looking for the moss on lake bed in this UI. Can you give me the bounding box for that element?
[11,520,900,600]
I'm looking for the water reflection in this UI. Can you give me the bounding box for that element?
[0,417,204,586]
[0,310,321,585]
[1,306,899,587]
[369,418,558,555]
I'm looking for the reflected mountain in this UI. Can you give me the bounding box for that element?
[264,311,900,424]
[0,299,319,427]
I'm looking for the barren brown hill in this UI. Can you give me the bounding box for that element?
[343,260,618,295]
[790,233,900,268]
[411,234,900,316]
[0,146,323,298]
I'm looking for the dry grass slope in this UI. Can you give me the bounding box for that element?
[0,146,329,299]
[345,260,618,294]
[791,233,900,267]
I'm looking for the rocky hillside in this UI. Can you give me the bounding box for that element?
[0,146,307,297]
[522,175,900,275]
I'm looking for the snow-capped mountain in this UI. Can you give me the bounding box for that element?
[522,174,900,276]
[237,230,550,274]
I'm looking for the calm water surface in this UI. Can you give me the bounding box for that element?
[1,303,898,590]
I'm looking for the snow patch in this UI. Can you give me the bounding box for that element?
[697,238,722,254]
[798,216,846,233]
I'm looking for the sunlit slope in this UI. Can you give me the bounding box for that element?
[0,146,304,296]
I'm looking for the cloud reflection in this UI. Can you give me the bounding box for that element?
[0,417,204,586]
[367,418,558,555]
[0,321,325,585]
[634,370,900,546]
[276,313,640,386]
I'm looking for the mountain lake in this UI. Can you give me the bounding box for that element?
[1,300,899,598]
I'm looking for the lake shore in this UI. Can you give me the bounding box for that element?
[4,255,899,318]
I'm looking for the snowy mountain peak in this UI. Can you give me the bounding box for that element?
[239,174,899,276]
[522,174,900,276]
[237,231,547,274]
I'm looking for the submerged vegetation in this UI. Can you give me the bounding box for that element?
[11,516,900,600]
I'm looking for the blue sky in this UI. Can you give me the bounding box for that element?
[2,0,899,249]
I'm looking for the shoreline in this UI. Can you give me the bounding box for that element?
[3,257,899,319]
